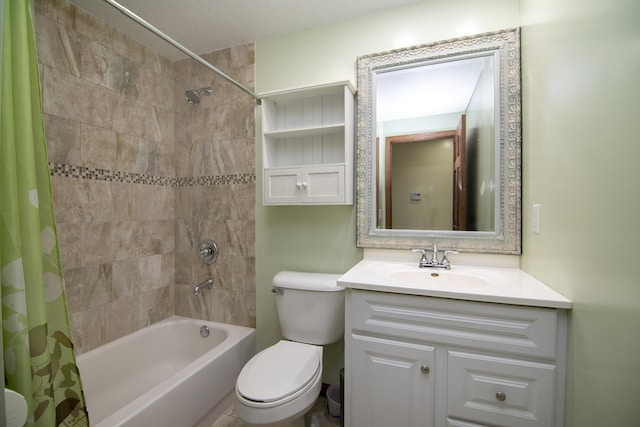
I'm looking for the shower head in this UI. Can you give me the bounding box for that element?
[185,87,213,105]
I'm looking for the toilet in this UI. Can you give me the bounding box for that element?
[235,271,345,427]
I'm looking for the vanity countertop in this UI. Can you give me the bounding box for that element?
[338,259,572,309]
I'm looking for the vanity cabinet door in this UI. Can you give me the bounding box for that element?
[349,334,434,427]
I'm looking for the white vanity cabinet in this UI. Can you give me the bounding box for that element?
[261,82,354,205]
[345,289,568,427]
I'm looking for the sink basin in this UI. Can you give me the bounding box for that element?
[388,270,490,289]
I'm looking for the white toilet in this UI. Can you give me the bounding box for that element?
[235,271,345,427]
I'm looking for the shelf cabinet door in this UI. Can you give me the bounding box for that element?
[302,165,345,203]
[349,335,434,427]
[263,168,302,204]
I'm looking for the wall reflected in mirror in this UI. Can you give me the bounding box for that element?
[376,55,496,232]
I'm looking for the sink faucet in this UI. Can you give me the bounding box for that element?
[432,244,440,264]
[193,278,214,295]
[412,246,458,270]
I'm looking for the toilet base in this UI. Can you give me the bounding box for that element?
[235,392,319,427]
[250,411,318,427]
[306,413,320,427]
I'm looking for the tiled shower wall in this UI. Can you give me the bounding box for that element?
[172,48,256,327]
[34,0,255,353]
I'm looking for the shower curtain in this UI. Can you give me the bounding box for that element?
[1,1,89,426]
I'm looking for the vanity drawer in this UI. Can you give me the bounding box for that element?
[349,290,558,358]
[447,418,490,427]
[447,351,556,427]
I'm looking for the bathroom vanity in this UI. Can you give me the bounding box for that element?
[340,259,571,427]
[345,27,568,427]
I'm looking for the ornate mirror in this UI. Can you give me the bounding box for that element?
[356,29,521,253]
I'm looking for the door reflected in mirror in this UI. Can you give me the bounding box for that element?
[377,55,496,232]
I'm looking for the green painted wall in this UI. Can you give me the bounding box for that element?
[519,0,640,425]
[255,0,640,420]
[255,0,519,385]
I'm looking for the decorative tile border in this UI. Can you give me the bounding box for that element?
[49,162,255,187]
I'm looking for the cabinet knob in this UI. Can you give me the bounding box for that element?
[301,182,308,188]
[495,391,506,402]
[420,365,430,374]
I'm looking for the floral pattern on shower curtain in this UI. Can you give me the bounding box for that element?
[1,0,89,426]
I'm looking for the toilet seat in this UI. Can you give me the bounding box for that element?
[236,341,320,407]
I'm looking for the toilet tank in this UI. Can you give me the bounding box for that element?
[273,271,345,345]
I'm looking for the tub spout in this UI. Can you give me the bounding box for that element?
[193,278,214,295]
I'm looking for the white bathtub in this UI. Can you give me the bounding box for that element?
[76,316,255,427]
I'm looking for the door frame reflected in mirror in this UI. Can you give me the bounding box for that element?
[383,129,457,229]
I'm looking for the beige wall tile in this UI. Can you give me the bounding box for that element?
[139,287,173,326]
[81,40,140,97]
[161,253,175,289]
[111,221,141,260]
[112,254,163,297]
[57,222,81,269]
[104,296,141,342]
[69,305,106,354]
[43,113,81,166]
[131,184,174,221]
[34,10,80,76]
[115,134,140,173]
[51,177,113,224]
[64,263,113,312]
[138,220,175,256]
[42,65,114,129]
[80,222,114,265]
[112,182,133,221]
[81,124,118,170]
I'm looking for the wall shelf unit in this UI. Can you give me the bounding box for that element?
[261,82,355,205]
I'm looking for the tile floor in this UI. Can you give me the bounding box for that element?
[210,397,339,427]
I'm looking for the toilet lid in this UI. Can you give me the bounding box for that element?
[237,341,320,403]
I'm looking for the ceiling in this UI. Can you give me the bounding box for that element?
[69,0,424,61]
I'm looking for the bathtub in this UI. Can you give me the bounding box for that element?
[76,316,255,427]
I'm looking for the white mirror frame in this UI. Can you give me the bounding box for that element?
[356,28,521,254]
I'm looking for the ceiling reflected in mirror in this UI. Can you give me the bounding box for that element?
[376,57,485,122]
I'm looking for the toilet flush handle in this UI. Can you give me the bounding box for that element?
[271,287,284,295]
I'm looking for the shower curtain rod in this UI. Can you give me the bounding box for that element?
[101,0,262,105]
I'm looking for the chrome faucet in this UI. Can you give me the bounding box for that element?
[432,244,440,264]
[193,278,214,295]
[412,245,458,270]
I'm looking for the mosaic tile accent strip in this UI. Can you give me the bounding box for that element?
[49,162,255,187]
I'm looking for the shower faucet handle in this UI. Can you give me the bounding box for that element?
[198,239,219,264]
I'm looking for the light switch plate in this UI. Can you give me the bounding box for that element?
[532,204,541,234]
